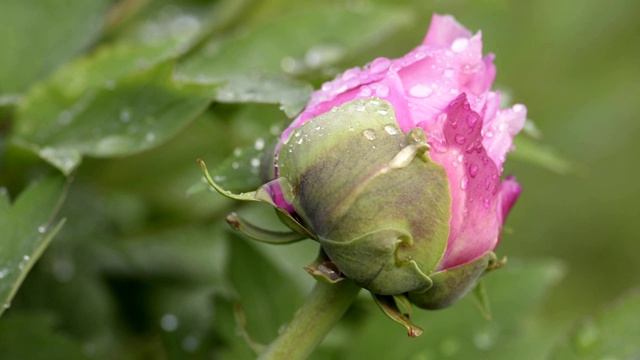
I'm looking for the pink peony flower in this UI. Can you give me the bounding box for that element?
[278,14,525,273]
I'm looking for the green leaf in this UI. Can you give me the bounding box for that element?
[550,288,640,359]
[12,61,217,175]
[228,235,305,345]
[0,176,68,316]
[210,138,276,193]
[0,0,110,94]
[178,5,413,117]
[98,224,230,286]
[512,136,572,174]
[0,312,90,360]
[342,259,565,359]
[180,5,413,78]
[211,73,313,118]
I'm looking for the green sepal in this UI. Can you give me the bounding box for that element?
[225,212,307,245]
[199,159,261,202]
[472,279,492,320]
[409,252,497,310]
[199,159,315,240]
[372,294,424,338]
[321,228,433,295]
[304,248,345,284]
[232,302,266,356]
[277,98,451,295]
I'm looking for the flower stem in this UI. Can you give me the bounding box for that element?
[258,280,361,360]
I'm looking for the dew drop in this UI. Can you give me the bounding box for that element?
[254,138,265,151]
[358,86,372,97]
[160,314,179,332]
[58,111,72,125]
[145,133,156,142]
[375,84,389,97]
[483,199,491,209]
[250,158,260,167]
[384,125,398,135]
[572,319,600,352]
[409,84,433,98]
[370,57,391,73]
[37,225,47,234]
[182,335,199,353]
[119,108,131,122]
[103,80,115,89]
[363,129,376,140]
[231,162,239,169]
[460,176,469,190]
[485,176,492,190]
[466,113,479,128]
[447,115,458,129]
[454,134,466,145]
[451,37,469,53]
[469,163,478,178]
[513,104,525,113]
[440,337,460,356]
[473,326,499,350]
[444,69,454,78]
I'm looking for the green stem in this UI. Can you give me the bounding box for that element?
[258,280,361,360]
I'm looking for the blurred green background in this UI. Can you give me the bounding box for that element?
[1,0,639,359]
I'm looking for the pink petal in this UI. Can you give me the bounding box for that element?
[428,94,503,270]
[482,103,527,170]
[423,14,472,47]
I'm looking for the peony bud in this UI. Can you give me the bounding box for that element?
[203,13,525,334]
[273,14,524,308]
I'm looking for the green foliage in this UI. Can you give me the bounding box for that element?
[1,0,639,359]
[0,176,67,316]
[550,289,640,359]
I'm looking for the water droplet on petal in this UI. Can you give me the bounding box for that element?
[483,199,491,209]
[513,104,525,113]
[451,37,469,53]
[358,86,372,97]
[469,163,478,178]
[444,69,454,78]
[447,115,458,129]
[375,84,389,97]
[460,176,469,189]
[363,129,376,140]
[409,84,433,98]
[466,113,479,128]
[454,134,466,145]
[370,57,391,73]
